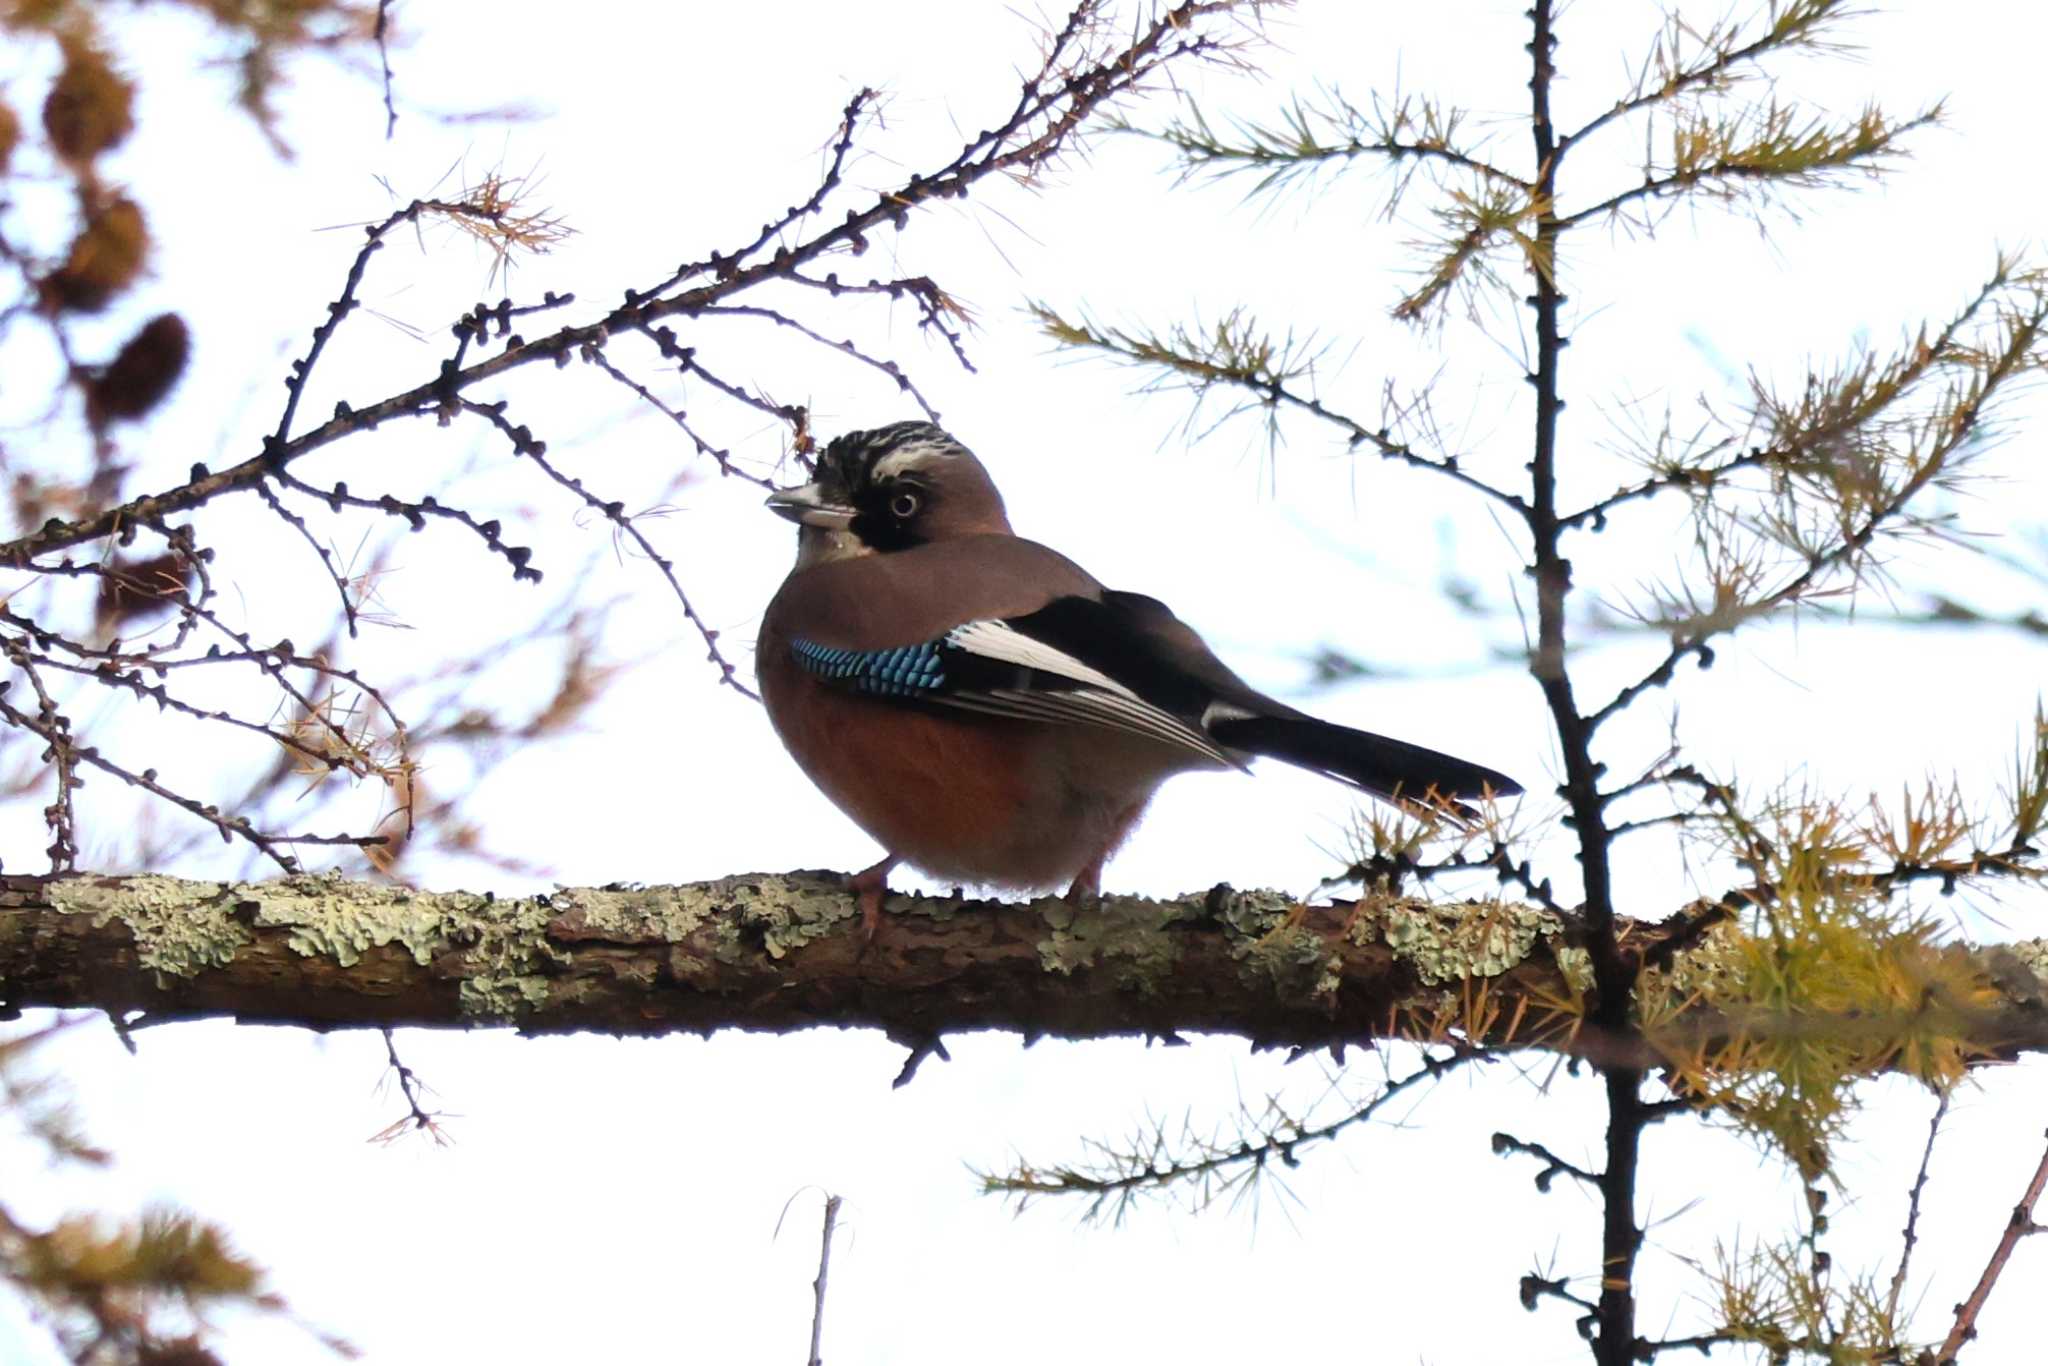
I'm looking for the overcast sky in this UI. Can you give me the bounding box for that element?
[4,2,2047,1362]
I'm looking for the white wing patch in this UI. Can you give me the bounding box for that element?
[1201,700,1257,727]
[939,619,1244,769]
[943,619,1125,692]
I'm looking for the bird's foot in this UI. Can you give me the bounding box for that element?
[1062,866,1104,910]
[849,854,901,947]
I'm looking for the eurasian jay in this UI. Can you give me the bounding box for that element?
[757,421,1520,935]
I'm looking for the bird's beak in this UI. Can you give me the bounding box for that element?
[765,482,857,529]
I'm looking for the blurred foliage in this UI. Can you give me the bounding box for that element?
[1,0,377,502]
[0,1027,343,1364]
[1,4,376,1360]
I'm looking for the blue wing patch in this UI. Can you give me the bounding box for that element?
[790,637,947,698]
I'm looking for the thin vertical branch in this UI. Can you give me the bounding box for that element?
[1525,5,1641,1363]
[1886,1089,1948,1324]
[375,0,397,138]
[808,1193,843,1366]
[370,1026,447,1145]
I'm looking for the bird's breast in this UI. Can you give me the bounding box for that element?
[758,618,1191,889]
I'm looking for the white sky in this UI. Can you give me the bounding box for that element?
[4,1,2048,1361]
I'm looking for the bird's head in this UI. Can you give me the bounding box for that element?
[766,422,1010,565]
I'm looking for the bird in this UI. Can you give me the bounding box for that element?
[756,420,1520,936]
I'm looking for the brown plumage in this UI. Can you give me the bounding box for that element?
[757,422,1519,934]
[757,535,1201,894]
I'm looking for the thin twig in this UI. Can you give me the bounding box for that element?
[370,1027,449,1145]
[1886,1088,1948,1325]
[457,399,758,698]
[254,478,361,636]
[693,303,941,420]
[808,1193,843,1366]
[1,3,1246,569]
[374,0,398,138]
[1557,108,1940,231]
[1560,1,1852,152]
[1586,278,2044,733]
[984,1045,1492,1218]
[1938,1126,2048,1362]
[1492,1131,1602,1193]
[0,691,379,870]
[580,351,776,487]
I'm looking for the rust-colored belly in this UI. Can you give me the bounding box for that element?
[761,662,1094,886]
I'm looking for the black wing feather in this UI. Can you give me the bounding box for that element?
[793,592,1522,809]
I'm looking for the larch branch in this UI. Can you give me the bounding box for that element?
[3,873,2046,1069]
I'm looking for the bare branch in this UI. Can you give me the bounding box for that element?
[1886,1088,1948,1326]
[807,1194,843,1366]
[1491,1131,1601,1193]
[1937,1128,2048,1362]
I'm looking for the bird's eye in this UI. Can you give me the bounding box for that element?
[889,489,922,519]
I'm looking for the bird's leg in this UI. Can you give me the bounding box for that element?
[1064,801,1148,905]
[1063,858,1104,905]
[849,854,901,942]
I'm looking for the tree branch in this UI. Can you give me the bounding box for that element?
[0,0,1250,569]
[1885,1088,1947,1326]
[1938,1126,2048,1363]
[3,873,2045,1067]
[1560,0,1856,153]
[1554,107,1940,231]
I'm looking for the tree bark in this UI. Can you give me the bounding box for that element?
[2,871,2045,1065]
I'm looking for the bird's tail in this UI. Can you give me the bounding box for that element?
[1207,714,1520,818]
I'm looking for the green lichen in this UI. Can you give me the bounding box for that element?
[546,883,713,945]
[52,874,249,978]
[1193,887,1336,999]
[1239,921,1338,1002]
[1642,921,1749,999]
[1210,888,1298,941]
[458,973,551,1017]
[51,872,581,1023]
[240,872,470,967]
[236,872,560,1021]
[451,896,559,1019]
[1356,898,1565,986]
[703,874,854,962]
[1035,894,1183,991]
[1554,945,1596,994]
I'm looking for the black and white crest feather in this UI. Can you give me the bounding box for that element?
[822,421,967,489]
